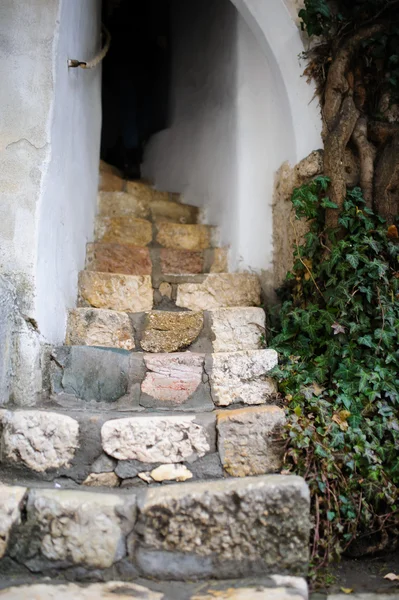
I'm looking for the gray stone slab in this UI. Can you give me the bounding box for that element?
[135,475,310,579]
[186,453,224,480]
[50,346,145,407]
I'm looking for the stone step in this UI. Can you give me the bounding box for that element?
[85,244,228,276]
[48,346,278,412]
[98,191,199,224]
[78,272,153,312]
[98,171,182,204]
[66,307,266,353]
[0,578,309,600]
[154,272,261,310]
[0,405,284,483]
[94,217,218,251]
[0,475,309,580]
[99,159,122,177]
[78,272,259,312]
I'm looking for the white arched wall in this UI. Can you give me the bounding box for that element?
[142,0,322,285]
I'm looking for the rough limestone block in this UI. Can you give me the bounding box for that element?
[95,216,152,246]
[51,346,145,407]
[150,200,199,224]
[150,464,193,482]
[160,248,204,274]
[0,411,79,472]
[98,191,150,219]
[209,350,278,406]
[78,271,153,312]
[125,180,170,203]
[83,472,120,487]
[0,582,163,600]
[210,307,265,352]
[176,274,261,311]
[66,308,135,350]
[14,489,130,570]
[140,311,204,353]
[98,171,125,192]
[193,579,308,600]
[0,484,26,558]
[156,223,214,251]
[217,406,286,477]
[141,353,206,408]
[99,160,122,177]
[86,243,152,276]
[135,475,310,578]
[101,415,211,463]
[210,247,229,273]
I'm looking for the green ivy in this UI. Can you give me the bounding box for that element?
[269,178,399,568]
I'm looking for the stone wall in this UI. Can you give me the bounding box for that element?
[273,151,324,291]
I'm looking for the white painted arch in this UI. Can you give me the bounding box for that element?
[143,0,322,283]
[230,0,322,162]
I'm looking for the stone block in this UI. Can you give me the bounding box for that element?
[13,489,130,569]
[95,216,152,246]
[0,582,163,600]
[101,415,211,463]
[209,350,278,406]
[0,410,79,472]
[50,346,145,407]
[66,308,135,351]
[125,180,170,203]
[217,406,286,477]
[160,248,204,274]
[83,472,120,487]
[210,247,229,273]
[135,475,310,578]
[156,223,214,251]
[210,307,265,352]
[176,274,261,311]
[140,311,203,353]
[188,453,224,480]
[150,199,199,224]
[98,191,150,219]
[86,243,152,276]
[99,160,122,177]
[150,464,193,482]
[116,459,156,480]
[140,353,209,410]
[92,454,117,474]
[78,271,153,312]
[0,484,26,558]
[99,171,125,192]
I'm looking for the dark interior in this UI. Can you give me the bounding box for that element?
[101,0,171,178]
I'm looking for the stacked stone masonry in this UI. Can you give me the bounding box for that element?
[0,164,310,584]
[0,477,310,580]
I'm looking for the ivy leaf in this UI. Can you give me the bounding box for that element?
[347,254,359,269]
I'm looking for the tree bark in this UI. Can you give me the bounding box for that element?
[324,97,359,228]
[352,117,376,208]
[374,134,399,224]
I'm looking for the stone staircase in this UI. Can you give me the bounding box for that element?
[0,161,310,589]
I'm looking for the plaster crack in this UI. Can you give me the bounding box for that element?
[6,138,48,152]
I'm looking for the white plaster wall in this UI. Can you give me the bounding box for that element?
[231,0,322,160]
[35,0,102,343]
[0,1,58,315]
[143,0,241,265]
[0,0,101,403]
[143,0,317,278]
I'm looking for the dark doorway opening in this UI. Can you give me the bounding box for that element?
[101,0,171,179]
